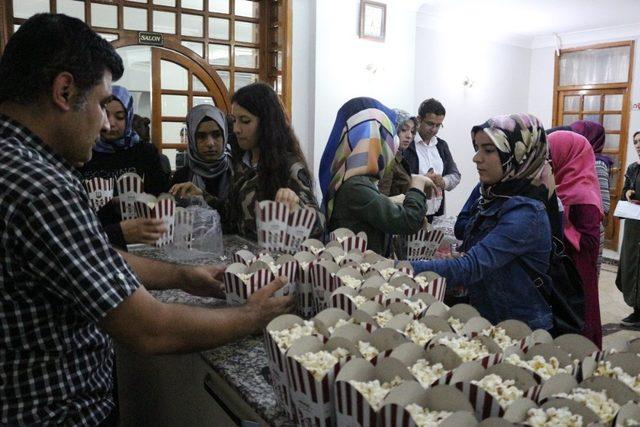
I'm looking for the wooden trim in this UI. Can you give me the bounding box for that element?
[558,40,633,54]
[151,48,163,151]
[0,0,12,52]
[557,82,631,91]
[282,0,292,114]
[161,143,187,150]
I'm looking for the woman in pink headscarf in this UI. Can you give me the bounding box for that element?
[548,130,604,347]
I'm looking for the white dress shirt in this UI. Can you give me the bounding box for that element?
[414,133,444,176]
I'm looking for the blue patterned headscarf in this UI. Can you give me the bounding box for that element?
[319,97,396,220]
[94,85,141,153]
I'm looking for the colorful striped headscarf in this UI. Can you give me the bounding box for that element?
[319,97,396,221]
[471,113,557,209]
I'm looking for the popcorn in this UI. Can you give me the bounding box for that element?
[437,336,489,362]
[481,326,519,350]
[269,320,317,351]
[327,318,354,335]
[471,374,524,407]
[405,403,452,427]
[359,262,372,272]
[373,309,394,327]
[308,246,323,255]
[413,276,431,287]
[447,317,464,332]
[358,341,380,361]
[340,275,362,289]
[402,298,429,316]
[554,388,620,423]
[504,354,572,380]
[593,361,640,394]
[299,261,310,271]
[409,359,448,388]
[350,295,369,307]
[524,407,583,427]
[348,376,404,411]
[403,320,436,346]
[379,268,399,280]
[334,255,345,265]
[625,420,640,426]
[236,272,253,284]
[293,347,350,381]
[379,283,412,297]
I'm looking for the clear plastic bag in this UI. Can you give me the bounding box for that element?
[189,205,224,256]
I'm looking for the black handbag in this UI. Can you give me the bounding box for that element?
[521,237,585,337]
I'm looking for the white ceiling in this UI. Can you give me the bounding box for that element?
[418,0,640,39]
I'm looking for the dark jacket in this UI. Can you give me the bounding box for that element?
[328,175,427,255]
[404,137,460,216]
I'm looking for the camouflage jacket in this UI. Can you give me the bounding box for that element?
[206,156,325,241]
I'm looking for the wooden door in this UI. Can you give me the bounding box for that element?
[151,47,229,153]
[556,88,630,249]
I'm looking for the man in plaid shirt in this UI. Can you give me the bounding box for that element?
[0,14,294,426]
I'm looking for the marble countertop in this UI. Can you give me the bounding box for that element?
[132,236,293,427]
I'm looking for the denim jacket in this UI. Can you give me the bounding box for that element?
[412,192,553,330]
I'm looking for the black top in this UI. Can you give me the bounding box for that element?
[79,143,170,196]
[171,164,231,201]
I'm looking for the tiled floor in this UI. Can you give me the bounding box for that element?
[599,262,640,348]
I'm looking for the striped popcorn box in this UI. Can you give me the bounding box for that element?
[580,352,640,387]
[273,255,299,298]
[265,314,321,419]
[310,259,339,313]
[284,207,317,254]
[233,249,256,265]
[413,272,447,303]
[331,323,409,365]
[553,334,600,363]
[255,200,290,253]
[453,363,538,420]
[385,315,453,350]
[514,343,574,383]
[285,335,355,426]
[540,375,637,424]
[536,397,601,425]
[133,193,176,247]
[334,357,416,427]
[83,177,114,211]
[379,382,477,427]
[406,227,446,261]
[389,342,464,389]
[613,402,640,427]
[116,173,143,220]
[312,307,351,337]
[294,252,317,319]
[223,262,275,305]
[173,207,194,249]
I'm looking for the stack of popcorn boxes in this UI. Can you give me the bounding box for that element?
[265,299,640,426]
[255,200,317,254]
[116,172,143,220]
[134,193,176,247]
[83,177,114,211]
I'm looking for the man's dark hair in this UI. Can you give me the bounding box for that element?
[0,13,124,105]
[418,98,446,118]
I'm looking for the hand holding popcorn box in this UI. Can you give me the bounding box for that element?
[334,357,414,426]
[223,261,275,305]
[285,335,354,426]
[83,177,114,211]
[133,193,176,247]
[379,382,477,427]
[116,172,143,220]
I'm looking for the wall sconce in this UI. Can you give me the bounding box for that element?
[365,63,379,74]
[462,76,475,88]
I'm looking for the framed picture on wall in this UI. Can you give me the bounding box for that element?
[359,1,386,42]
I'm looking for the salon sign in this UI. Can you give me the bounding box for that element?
[138,31,163,46]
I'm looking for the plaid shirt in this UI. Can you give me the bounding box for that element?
[0,115,141,425]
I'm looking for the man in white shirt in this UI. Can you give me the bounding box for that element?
[405,98,461,217]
